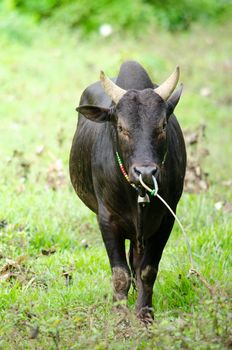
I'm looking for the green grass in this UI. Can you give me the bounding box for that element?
[0,17,231,349]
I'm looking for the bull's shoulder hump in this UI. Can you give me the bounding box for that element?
[116,61,154,90]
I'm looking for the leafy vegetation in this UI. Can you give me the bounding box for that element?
[1,0,231,34]
[0,9,231,349]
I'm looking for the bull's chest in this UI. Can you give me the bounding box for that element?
[104,194,165,240]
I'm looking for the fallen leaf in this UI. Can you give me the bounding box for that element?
[46,159,66,190]
[0,220,7,229]
[1,258,20,273]
[41,247,56,256]
[16,255,27,264]
[29,325,39,339]
[0,271,15,281]
[62,266,74,286]
[222,179,232,187]
[16,183,26,193]
[0,256,31,284]
[223,202,232,214]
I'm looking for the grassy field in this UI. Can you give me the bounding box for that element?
[0,17,231,349]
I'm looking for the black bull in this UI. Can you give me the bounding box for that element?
[69,61,186,319]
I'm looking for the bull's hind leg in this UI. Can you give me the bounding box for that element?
[97,207,131,303]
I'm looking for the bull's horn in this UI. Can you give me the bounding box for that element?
[100,71,126,104]
[154,66,180,101]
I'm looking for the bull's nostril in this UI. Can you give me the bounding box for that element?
[151,167,158,176]
[133,165,158,183]
[134,167,141,176]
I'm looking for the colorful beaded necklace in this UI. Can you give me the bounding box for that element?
[116,151,137,189]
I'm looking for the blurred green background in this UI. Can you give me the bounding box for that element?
[1,0,231,35]
[0,1,231,349]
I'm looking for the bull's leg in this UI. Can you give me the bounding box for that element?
[136,213,175,321]
[97,208,131,303]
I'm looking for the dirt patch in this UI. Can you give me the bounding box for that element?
[184,125,209,193]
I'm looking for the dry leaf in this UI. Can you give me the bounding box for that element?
[0,256,28,283]
[0,220,7,229]
[222,179,232,187]
[41,247,56,256]
[62,266,74,286]
[224,202,232,214]
[29,325,39,339]
[46,159,66,190]
[0,271,15,281]
[16,255,27,264]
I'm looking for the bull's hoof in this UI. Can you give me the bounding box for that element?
[137,307,154,325]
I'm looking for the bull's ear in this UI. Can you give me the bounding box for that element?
[76,105,111,122]
[166,84,183,117]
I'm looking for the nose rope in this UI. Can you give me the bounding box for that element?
[139,174,194,268]
[139,174,158,197]
[116,151,193,266]
[138,175,214,294]
[116,152,213,292]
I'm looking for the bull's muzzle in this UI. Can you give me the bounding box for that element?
[130,164,159,186]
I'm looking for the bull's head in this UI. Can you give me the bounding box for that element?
[77,67,183,187]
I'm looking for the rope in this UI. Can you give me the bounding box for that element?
[115,151,213,294]
[138,174,216,295]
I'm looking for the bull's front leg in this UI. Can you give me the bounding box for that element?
[136,262,157,321]
[97,207,131,303]
[136,214,175,322]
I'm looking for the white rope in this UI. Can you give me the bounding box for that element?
[139,174,194,268]
[139,174,158,196]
